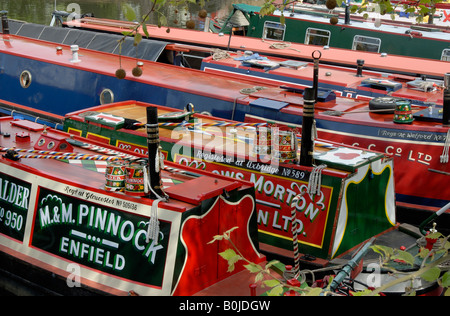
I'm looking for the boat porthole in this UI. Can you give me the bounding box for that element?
[100,89,114,105]
[38,138,46,147]
[20,70,32,88]
[47,141,55,150]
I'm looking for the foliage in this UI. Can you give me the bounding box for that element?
[119,0,208,47]
[208,227,313,296]
[368,231,450,296]
[259,0,446,24]
[210,227,450,296]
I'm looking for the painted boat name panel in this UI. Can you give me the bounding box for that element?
[0,172,32,242]
[31,186,170,288]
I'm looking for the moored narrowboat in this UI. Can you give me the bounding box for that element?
[0,26,448,217]
[63,99,399,266]
[219,3,450,61]
[0,111,265,296]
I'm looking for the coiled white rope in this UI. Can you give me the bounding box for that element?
[441,129,450,164]
[143,163,168,244]
[308,164,327,196]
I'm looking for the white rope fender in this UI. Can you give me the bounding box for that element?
[308,164,327,196]
[147,199,162,244]
[143,165,168,244]
[441,129,450,164]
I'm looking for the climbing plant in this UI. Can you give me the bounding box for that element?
[210,227,450,296]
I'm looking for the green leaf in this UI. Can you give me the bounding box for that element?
[441,271,450,287]
[219,248,241,273]
[122,3,136,22]
[420,267,441,282]
[391,250,415,266]
[142,23,150,38]
[255,272,264,283]
[207,235,223,244]
[426,232,443,240]
[264,279,281,288]
[417,248,430,259]
[305,287,323,296]
[371,245,394,258]
[265,260,280,269]
[244,263,262,274]
[134,33,142,46]
[224,226,239,236]
[267,284,283,296]
[159,15,168,28]
[219,248,238,261]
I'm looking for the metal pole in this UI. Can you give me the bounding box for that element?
[419,201,450,235]
[146,106,166,199]
[300,88,315,167]
[300,51,321,167]
[312,50,321,102]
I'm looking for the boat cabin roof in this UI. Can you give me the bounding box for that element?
[202,51,444,105]
[61,18,450,79]
[65,100,389,176]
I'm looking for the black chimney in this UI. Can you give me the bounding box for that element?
[1,11,9,34]
[300,88,316,167]
[146,106,167,199]
[356,59,364,77]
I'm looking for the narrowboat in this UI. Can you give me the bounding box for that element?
[0,25,448,215]
[0,109,266,296]
[57,13,449,78]
[62,98,395,265]
[61,99,449,295]
[0,107,447,296]
[200,50,445,105]
[219,3,450,61]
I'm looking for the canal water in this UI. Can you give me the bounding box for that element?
[0,0,265,29]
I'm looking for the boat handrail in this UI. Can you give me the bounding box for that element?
[78,17,139,30]
[419,202,450,235]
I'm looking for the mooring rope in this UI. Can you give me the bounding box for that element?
[211,48,231,61]
[261,39,302,53]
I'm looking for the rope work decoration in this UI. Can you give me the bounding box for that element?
[143,164,168,245]
[308,164,327,196]
[289,165,327,279]
[3,152,124,162]
[290,188,308,277]
[441,129,450,163]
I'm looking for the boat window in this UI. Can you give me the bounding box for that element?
[352,36,381,53]
[19,70,32,88]
[100,89,114,105]
[305,28,331,46]
[263,21,286,41]
[441,49,450,62]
